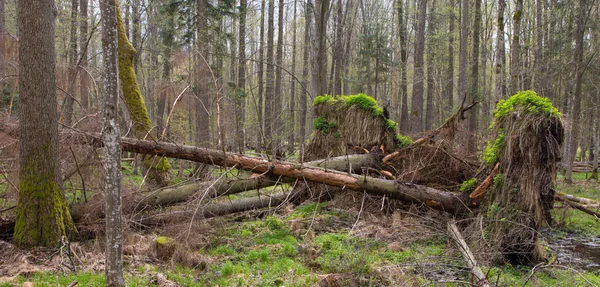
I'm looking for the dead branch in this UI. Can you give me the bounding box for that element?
[447,220,491,287]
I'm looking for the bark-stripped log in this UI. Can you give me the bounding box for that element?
[447,220,491,287]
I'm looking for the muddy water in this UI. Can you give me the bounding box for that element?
[546,233,600,270]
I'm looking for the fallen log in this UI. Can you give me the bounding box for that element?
[75,133,471,215]
[447,220,491,287]
[137,153,384,208]
[554,191,600,205]
[137,191,291,227]
[555,195,600,219]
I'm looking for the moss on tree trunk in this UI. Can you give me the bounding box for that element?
[116,2,170,187]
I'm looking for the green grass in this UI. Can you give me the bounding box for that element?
[0,271,157,287]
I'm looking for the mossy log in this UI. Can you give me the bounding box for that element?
[137,153,383,208]
[116,2,171,187]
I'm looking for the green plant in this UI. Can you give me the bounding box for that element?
[493,90,561,122]
[385,119,399,131]
[483,128,505,166]
[313,94,334,105]
[313,116,337,134]
[460,178,478,193]
[341,94,384,116]
[395,134,413,149]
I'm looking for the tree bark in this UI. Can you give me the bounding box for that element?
[14,0,77,248]
[273,0,284,151]
[467,0,481,153]
[312,0,331,97]
[256,0,266,153]
[444,0,455,116]
[425,0,436,130]
[458,0,468,105]
[493,0,506,103]
[565,0,586,184]
[79,135,472,215]
[411,0,426,133]
[398,0,409,133]
[195,0,210,150]
[79,0,89,111]
[447,220,491,287]
[510,0,523,94]
[116,1,171,187]
[264,0,275,154]
[100,0,124,285]
[236,0,247,154]
[63,0,79,126]
[299,0,313,161]
[288,0,297,155]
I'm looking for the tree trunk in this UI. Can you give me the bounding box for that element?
[14,0,77,248]
[398,0,410,133]
[195,0,210,151]
[273,0,284,152]
[288,0,297,155]
[157,9,175,137]
[468,0,481,153]
[79,0,89,111]
[131,0,140,72]
[256,0,266,153]
[445,0,455,116]
[493,0,506,103]
[299,0,313,161]
[100,0,124,285]
[332,0,344,96]
[411,0,426,133]
[565,0,586,184]
[425,0,436,130]
[116,1,171,187]
[458,0,468,105]
[264,0,275,154]
[510,0,523,94]
[312,0,331,97]
[236,0,247,154]
[63,0,79,126]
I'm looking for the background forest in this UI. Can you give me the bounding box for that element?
[2,0,600,286]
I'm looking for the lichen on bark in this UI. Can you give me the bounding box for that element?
[116,2,170,186]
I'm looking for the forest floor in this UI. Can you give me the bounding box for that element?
[1,164,600,286]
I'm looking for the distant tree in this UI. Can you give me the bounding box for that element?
[493,0,506,103]
[299,0,313,160]
[236,0,247,154]
[458,0,468,105]
[398,0,409,133]
[444,0,455,116]
[100,0,124,285]
[274,0,284,151]
[79,0,90,111]
[264,0,275,154]
[411,0,426,133]
[62,0,79,125]
[510,0,523,94]
[288,0,297,155]
[256,0,265,153]
[312,0,330,97]
[468,0,481,153]
[14,0,77,247]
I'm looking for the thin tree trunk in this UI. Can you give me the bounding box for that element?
[411,0,427,133]
[288,0,297,155]
[332,0,344,96]
[425,0,436,130]
[398,0,410,133]
[236,0,247,154]
[63,0,79,126]
[264,0,275,154]
[256,0,266,153]
[510,0,523,94]
[273,0,284,152]
[312,0,331,97]
[565,0,587,184]
[299,0,313,161]
[444,0,455,117]
[100,0,124,285]
[157,10,174,136]
[131,0,140,72]
[14,0,77,248]
[494,0,506,103]
[468,0,481,153]
[195,0,210,149]
[458,0,468,105]
[79,0,89,111]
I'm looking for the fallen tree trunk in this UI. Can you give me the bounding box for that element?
[76,133,471,215]
[447,220,491,287]
[137,192,291,227]
[137,153,384,208]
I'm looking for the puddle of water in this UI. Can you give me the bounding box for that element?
[546,232,600,270]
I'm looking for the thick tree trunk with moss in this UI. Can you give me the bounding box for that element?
[14,0,76,247]
[116,1,171,187]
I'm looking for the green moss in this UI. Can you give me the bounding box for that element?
[385,119,399,131]
[14,161,76,247]
[460,178,478,193]
[395,134,413,149]
[313,116,337,134]
[156,236,174,245]
[313,94,334,105]
[493,90,561,121]
[341,94,384,116]
[483,128,505,166]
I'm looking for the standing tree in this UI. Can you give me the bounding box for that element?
[116,0,172,187]
[256,0,266,153]
[411,0,426,133]
[273,0,284,152]
[510,0,523,94]
[288,0,298,154]
[195,0,210,149]
[444,0,455,116]
[397,0,409,133]
[312,0,331,97]
[79,0,90,111]
[14,0,77,247]
[493,0,506,102]
[468,0,481,153]
[458,0,468,105]
[236,0,247,154]
[100,0,124,285]
[299,0,313,159]
[264,0,275,154]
